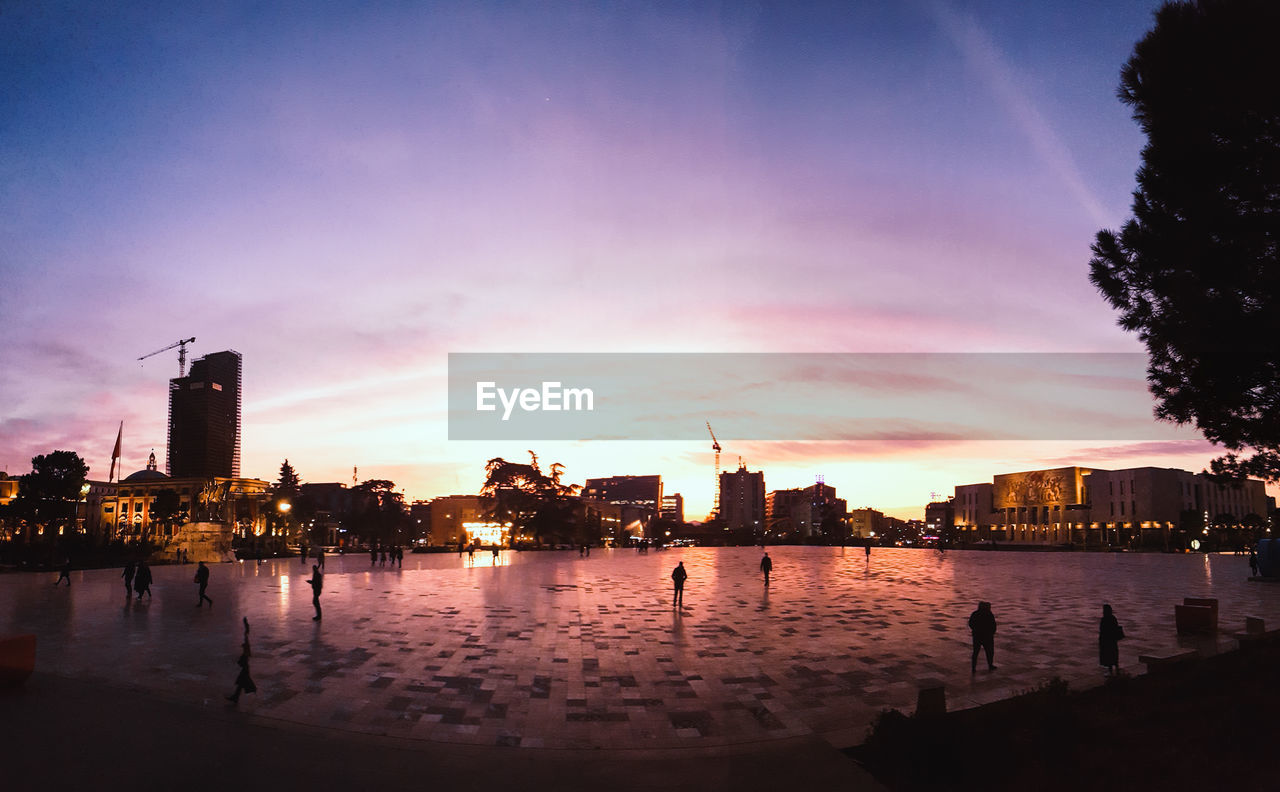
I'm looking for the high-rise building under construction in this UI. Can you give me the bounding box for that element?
[166,350,241,478]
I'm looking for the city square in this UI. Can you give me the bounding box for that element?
[4,547,1276,756]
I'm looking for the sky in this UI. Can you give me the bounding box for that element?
[3,0,1267,519]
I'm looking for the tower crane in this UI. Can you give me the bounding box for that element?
[138,337,196,377]
[707,421,721,517]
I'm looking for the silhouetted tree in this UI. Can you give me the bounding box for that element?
[1089,0,1280,482]
[12,450,89,542]
[348,479,407,546]
[480,452,579,545]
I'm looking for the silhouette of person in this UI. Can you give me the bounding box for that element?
[226,618,257,704]
[1249,548,1259,577]
[301,546,309,566]
[194,560,213,607]
[491,545,498,562]
[134,561,153,600]
[1099,603,1124,675]
[371,545,378,566]
[396,546,403,568]
[380,548,387,567]
[317,546,325,570]
[122,561,136,596]
[865,544,871,560]
[306,564,323,620]
[760,553,772,585]
[54,558,72,587]
[968,601,997,672]
[671,561,687,608]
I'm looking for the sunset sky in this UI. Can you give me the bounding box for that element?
[3,1,1264,519]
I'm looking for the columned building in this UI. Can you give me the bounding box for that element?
[950,465,1269,549]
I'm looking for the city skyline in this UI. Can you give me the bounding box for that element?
[4,1,1273,519]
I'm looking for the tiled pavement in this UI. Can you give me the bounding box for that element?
[3,547,1276,751]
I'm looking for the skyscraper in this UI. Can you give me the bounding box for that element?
[166,350,241,478]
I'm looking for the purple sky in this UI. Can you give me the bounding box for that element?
[3,1,1264,518]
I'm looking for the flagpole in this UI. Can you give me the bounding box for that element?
[111,421,122,542]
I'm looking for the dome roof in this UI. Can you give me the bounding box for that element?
[123,469,170,482]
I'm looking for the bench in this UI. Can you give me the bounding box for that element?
[1175,597,1218,635]
[1138,649,1199,673]
[0,634,36,688]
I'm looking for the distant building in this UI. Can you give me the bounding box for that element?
[167,350,242,478]
[0,473,16,507]
[84,452,269,559]
[767,483,846,537]
[299,482,353,546]
[409,500,432,543]
[582,475,662,512]
[719,463,765,532]
[660,493,684,523]
[429,494,494,546]
[847,508,886,540]
[924,500,954,542]
[950,465,1269,549]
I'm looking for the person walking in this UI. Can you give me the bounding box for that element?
[226,617,257,704]
[306,564,323,620]
[968,601,997,672]
[395,546,403,568]
[671,561,688,608]
[864,544,871,561]
[1099,604,1124,676]
[316,546,325,570]
[134,561,153,600]
[1249,548,1259,577]
[371,545,378,566]
[122,561,136,597]
[194,560,213,607]
[54,558,72,587]
[760,552,772,585]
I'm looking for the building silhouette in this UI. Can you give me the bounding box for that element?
[167,350,242,478]
[719,463,765,531]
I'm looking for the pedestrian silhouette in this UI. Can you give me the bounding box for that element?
[1249,548,1259,577]
[370,545,378,566]
[194,560,213,607]
[671,561,687,608]
[396,546,403,568]
[317,546,325,570]
[54,558,71,587]
[968,600,997,672]
[226,617,257,704]
[122,561,136,597]
[379,548,387,567]
[134,561,153,600]
[306,564,323,620]
[760,552,772,585]
[1099,603,1124,675]
[865,544,871,560]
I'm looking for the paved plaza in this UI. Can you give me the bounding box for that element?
[3,547,1277,756]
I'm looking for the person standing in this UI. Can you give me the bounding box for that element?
[671,561,688,608]
[1249,547,1259,577]
[306,564,323,620]
[54,558,72,587]
[1099,604,1124,676]
[396,546,403,568]
[760,552,772,585]
[968,601,997,672]
[371,545,378,566]
[316,546,325,570]
[194,560,213,607]
[864,544,871,561]
[122,561,136,597]
[134,561,153,600]
[226,617,257,704]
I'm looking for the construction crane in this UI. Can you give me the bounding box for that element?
[707,421,721,517]
[138,337,196,377]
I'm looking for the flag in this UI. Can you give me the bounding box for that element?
[110,421,122,482]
